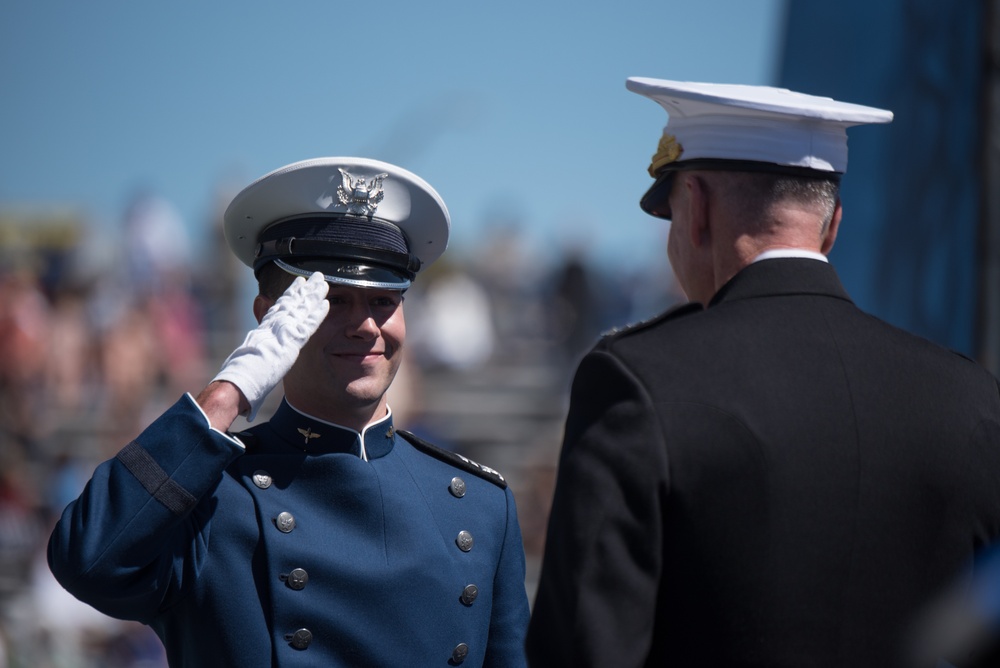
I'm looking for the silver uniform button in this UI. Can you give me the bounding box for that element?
[283,568,309,590]
[451,642,469,664]
[252,470,272,489]
[286,628,312,650]
[456,530,474,552]
[449,476,466,498]
[276,512,296,533]
[460,584,479,606]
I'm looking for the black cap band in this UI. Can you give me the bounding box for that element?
[254,238,421,277]
[252,214,420,280]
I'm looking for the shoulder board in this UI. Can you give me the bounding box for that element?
[398,429,508,489]
[602,301,703,337]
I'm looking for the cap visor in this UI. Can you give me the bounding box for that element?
[640,171,675,219]
[276,258,411,290]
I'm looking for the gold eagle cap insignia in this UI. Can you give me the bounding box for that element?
[649,133,684,177]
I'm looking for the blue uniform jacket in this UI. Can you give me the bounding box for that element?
[48,395,530,667]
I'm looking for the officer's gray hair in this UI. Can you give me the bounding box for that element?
[714,171,840,233]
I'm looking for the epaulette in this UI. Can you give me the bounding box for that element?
[398,430,508,489]
[601,301,703,338]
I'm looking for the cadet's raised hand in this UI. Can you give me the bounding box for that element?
[213,271,330,420]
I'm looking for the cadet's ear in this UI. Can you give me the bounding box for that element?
[821,199,843,255]
[252,295,272,325]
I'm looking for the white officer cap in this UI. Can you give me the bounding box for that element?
[224,157,450,290]
[626,77,894,219]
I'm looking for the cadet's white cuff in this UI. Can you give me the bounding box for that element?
[185,393,246,450]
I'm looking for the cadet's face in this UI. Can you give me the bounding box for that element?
[281,284,405,425]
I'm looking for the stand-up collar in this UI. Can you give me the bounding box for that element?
[751,248,828,264]
[709,257,853,308]
[267,398,396,459]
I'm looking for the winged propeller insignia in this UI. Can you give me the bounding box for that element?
[297,427,321,445]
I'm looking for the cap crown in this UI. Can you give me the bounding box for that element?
[627,77,893,175]
[224,157,450,289]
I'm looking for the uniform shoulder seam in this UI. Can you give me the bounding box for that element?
[602,301,703,338]
[398,430,508,489]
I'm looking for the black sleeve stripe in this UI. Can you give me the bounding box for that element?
[117,441,198,516]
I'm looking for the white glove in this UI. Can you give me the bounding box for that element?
[213,271,330,421]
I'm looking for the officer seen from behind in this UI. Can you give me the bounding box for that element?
[526,79,1000,667]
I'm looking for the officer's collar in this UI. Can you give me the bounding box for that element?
[709,257,851,307]
[268,398,396,460]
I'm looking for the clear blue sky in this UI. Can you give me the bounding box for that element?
[1,1,786,274]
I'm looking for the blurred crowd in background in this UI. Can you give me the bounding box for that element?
[0,189,682,667]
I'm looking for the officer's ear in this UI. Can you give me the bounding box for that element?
[820,199,843,255]
[685,174,712,249]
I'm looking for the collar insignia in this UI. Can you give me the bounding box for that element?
[385,426,395,439]
[297,427,321,445]
[337,168,388,216]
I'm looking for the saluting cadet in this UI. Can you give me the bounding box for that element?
[48,157,530,667]
[526,79,1000,667]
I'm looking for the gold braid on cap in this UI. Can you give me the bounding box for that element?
[648,134,683,177]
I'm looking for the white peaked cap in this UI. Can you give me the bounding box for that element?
[224,157,450,290]
[626,77,893,218]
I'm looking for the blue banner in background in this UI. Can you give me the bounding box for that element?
[778,1,983,356]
